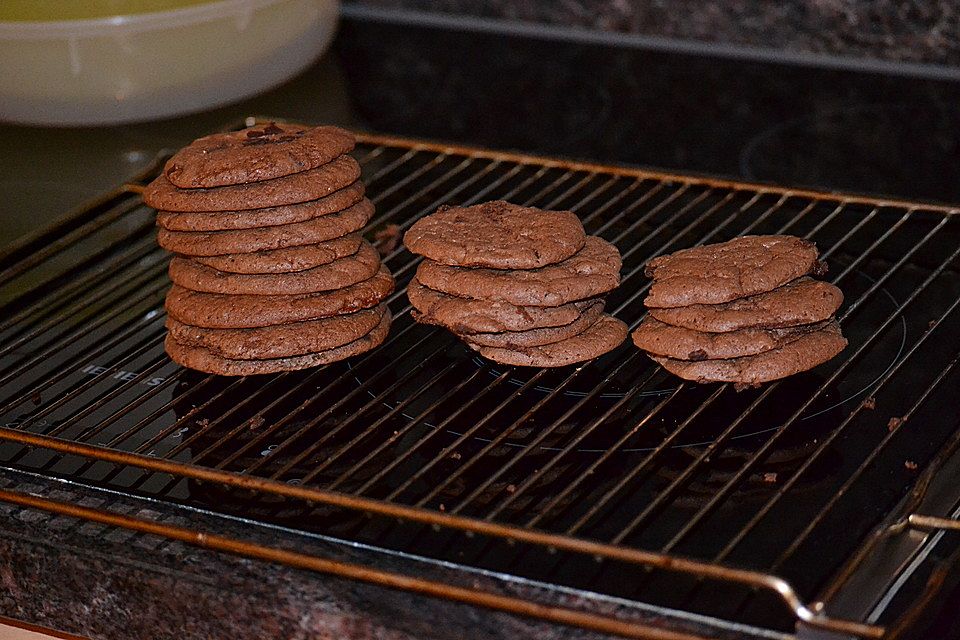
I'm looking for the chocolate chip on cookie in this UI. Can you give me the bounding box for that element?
[145,155,361,212]
[650,321,847,385]
[163,123,355,189]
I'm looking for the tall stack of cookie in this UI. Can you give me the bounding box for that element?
[632,235,846,386]
[143,123,394,376]
[404,201,627,367]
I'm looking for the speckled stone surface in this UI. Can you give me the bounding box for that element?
[0,471,771,640]
[345,0,960,69]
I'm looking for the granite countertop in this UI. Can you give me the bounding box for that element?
[0,469,772,640]
[344,0,960,74]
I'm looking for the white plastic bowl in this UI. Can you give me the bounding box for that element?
[0,0,339,125]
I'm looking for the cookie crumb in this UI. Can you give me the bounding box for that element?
[762,472,778,483]
[449,451,462,460]
[861,397,876,410]
[31,391,42,406]
[928,319,938,331]
[904,460,918,470]
[248,415,265,430]
[197,418,210,427]
[733,382,752,392]
[438,503,446,512]
[506,484,517,494]
[887,416,904,432]
[374,224,401,256]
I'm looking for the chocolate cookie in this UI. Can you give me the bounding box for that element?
[404,201,586,268]
[416,236,621,307]
[157,200,373,256]
[408,278,601,334]
[144,156,361,212]
[463,301,604,348]
[650,321,847,385]
[166,304,386,360]
[163,123,355,189]
[165,310,392,376]
[644,235,822,308]
[631,317,830,361]
[169,240,381,295]
[648,277,844,333]
[155,181,365,232]
[468,315,627,368]
[164,266,394,328]
[192,234,362,274]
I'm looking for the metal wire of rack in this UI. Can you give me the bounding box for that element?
[1,128,960,639]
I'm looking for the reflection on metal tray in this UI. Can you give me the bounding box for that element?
[1,125,960,640]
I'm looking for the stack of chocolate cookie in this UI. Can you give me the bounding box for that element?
[404,201,627,367]
[143,123,394,376]
[633,235,846,386]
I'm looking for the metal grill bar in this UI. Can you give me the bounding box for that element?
[664,215,952,557]
[192,164,585,477]
[2,128,959,640]
[0,277,167,408]
[0,487,715,640]
[479,195,789,519]
[0,425,884,638]
[556,201,858,538]
[403,186,719,510]
[0,191,145,286]
[0,232,158,334]
[613,209,926,545]
[230,167,633,481]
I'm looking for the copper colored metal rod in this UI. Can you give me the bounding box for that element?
[353,130,958,215]
[0,487,706,640]
[0,233,158,335]
[0,425,885,638]
[0,194,146,286]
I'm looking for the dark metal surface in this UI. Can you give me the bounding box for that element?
[2,130,960,639]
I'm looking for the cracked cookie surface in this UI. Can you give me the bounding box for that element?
[648,277,843,332]
[644,235,822,308]
[416,236,621,306]
[632,316,830,360]
[162,123,355,189]
[404,201,585,269]
[650,321,847,384]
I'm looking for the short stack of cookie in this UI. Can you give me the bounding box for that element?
[632,235,846,386]
[143,122,394,376]
[404,201,627,367]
